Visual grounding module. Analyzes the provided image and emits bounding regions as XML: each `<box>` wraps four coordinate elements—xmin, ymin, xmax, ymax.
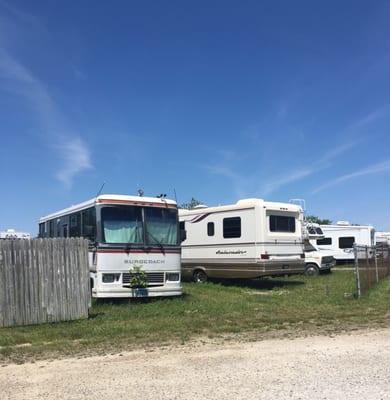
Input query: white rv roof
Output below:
<box><xmin>321</xmin><ymin>223</ymin><xmax>374</xmax><ymax>231</ymax></box>
<box><xmin>40</xmin><ymin>194</ymin><xmax>177</xmax><ymax>222</ymax></box>
<box><xmin>179</xmin><ymin>198</ymin><xmax>302</xmax><ymax>216</ymax></box>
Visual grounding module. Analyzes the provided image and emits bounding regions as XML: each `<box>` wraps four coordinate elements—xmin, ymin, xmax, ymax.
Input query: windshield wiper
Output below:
<box><xmin>146</xmin><ymin>230</ymin><xmax>165</xmax><ymax>254</ymax></box>
<box><xmin>125</xmin><ymin>225</ymin><xmax>141</xmax><ymax>251</ymax></box>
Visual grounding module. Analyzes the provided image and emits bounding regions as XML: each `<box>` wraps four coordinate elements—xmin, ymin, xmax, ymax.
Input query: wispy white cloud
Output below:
<box><xmin>259</xmin><ymin>139</ymin><xmax>359</xmax><ymax>196</ymax></box>
<box><xmin>0</xmin><ymin>48</ymin><xmax>92</xmax><ymax>187</ymax></box>
<box><xmin>205</xmin><ymin>138</ymin><xmax>359</xmax><ymax>198</ymax></box>
<box><xmin>261</xmin><ymin>167</ymin><xmax>316</xmax><ymax>196</ymax></box>
<box><xmin>312</xmin><ymin>160</ymin><xmax>390</xmax><ymax>194</ymax></box>
<box><xmin>347</xmin><ymin>104</ymin><xmax>390</xmax><ymax>130</ymax></box>
<box><xmin>55</xmin><ymin>138</ymin><xmax>92</xmax><ymax>188</ymax></box>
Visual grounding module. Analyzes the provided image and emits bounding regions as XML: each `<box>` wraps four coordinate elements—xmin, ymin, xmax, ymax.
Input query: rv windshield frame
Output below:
<box><xmin>99</xmin><ymin>204</ymin><xmax>179</xmax><ymax>246</ymax></box>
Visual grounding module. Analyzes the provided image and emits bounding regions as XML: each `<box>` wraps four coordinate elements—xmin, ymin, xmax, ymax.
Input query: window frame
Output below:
<box><xmin>339</xmin><ymin>236</ymin><xmax>355</xmax><ymax>249</ymax></box>
<box><xmin>269</xmin><ymin>215</ymin><xmax>296</xmax><ymax>233</ymax></box>
<box><xmin>316</xmin><ymin>237</ymin><xmax>332</xmax><ymax>246</ymax></box>
<box><xmin>223</xmin><ymin>217</ymin><xmax>241</xmax><ymax>239</ymax></box>
<box><xmin>207</xmin><ymin>222</ymin><xmax>215</xmax><ymax>237</ymax></box>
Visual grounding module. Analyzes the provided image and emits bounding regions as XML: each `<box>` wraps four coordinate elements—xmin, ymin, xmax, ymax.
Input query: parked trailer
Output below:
<box><xmin>376</xmin><ymin>231</ymin><xmax>390</xmax><ymax>245</ymax></box>
<box><xmin>39</xmin><ymin>194</ymin><xmax>182</xmax><ymax>298</ymax></box>
<box><xmin>310</xmin><ymin>221</ymin><xmax>375</xmax><ymax>264</ymax></box>
<box><xmin>0</xmin><ymin>229</ymin><xmax>31</xmax><ymax>239</ymax></box>
<box><xmin>179</xmin><ymin>199</ymin><xmax>306</xmax><ymax>282</ymax></box>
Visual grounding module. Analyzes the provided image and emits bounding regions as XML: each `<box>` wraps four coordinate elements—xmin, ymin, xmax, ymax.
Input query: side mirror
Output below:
<box><xmin>180</xmin><ymin>229</ymin><xmax>187</xmax><ymax>243</ymax></box>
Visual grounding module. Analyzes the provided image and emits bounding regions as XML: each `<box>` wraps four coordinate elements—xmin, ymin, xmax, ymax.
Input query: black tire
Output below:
<box><xmin>305</xmin><ymin>263</ymin><xmax>320</xmax><ymax>276</ymax></box>
<box><xmin>193</xmin><ymin>269</ymin><xmax>208</xmax><ymax>283</ymax></box>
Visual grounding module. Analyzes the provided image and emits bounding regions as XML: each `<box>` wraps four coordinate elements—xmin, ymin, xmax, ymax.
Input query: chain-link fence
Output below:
<box><xmin>354</xmin><ymin>243</ymin><xmax>390</xmax><ymax>297</ymax></box>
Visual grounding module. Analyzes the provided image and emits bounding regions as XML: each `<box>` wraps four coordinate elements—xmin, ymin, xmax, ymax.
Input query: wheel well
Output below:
<box><xmin>305</xmin><ymin>262</ymin><xmax>319</xmax><ymax>269</ymax></box>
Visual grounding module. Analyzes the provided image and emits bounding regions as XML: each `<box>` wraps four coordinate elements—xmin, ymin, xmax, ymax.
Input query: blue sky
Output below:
<box><xmin>1</xmin><ymin>0</ymin><xmax>390</xmax><ymax>235</ymax></box>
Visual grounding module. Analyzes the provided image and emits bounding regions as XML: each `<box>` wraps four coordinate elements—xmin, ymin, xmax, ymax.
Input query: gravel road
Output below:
<box><xmin>1</xmin><ymin>328</ymin><xmax>390</xmax><ymax>400</ymax></box>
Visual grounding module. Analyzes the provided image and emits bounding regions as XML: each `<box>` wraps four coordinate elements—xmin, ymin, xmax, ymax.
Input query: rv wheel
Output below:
<box><xmin>193</xmin><ymin>269</ymin><xmax>208</xmax><ymax>283</ymax></box>
<box><xmin>305</xmin><ymin>263</ymin><xmax>319</xmax><ymax>276</ymax></box>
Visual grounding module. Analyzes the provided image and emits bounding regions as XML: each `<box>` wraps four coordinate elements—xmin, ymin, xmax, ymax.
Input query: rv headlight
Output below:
<box><xmin>102</xmin><ymin>273</ymin><xmax>120</xmax><ymax>283</ymax></box>
<box><xmin>166</xmin><ymin>273</ymin><xmax>180</xmax><ymax>282</ymax></box>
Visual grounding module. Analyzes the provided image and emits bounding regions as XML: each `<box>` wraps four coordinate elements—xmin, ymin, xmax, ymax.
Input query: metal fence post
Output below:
<box><xmin>374</xmin><ymin>246</ymin><xmax>379</xmax><ymax>283</ymax></box>
<box><xmin>354</xmin><ymin>244</ymin><xmax>361</xmax><ymax>298</ymax></box>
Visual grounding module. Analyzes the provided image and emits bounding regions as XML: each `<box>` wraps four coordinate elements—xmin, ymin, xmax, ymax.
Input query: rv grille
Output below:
<box><xmin>122</xmin><ymin>272</ymin><xmax>165</xmax><ymax>287</ymax></box>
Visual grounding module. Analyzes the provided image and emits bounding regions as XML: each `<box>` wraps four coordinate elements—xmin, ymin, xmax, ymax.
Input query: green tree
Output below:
<box><xmin>306</xmin><ymin>215</ymin><xmax>332</xmax><ymax>225</ymax></box>
<box><xmin>180</xmin><ymin>197</ymin><xmax>202</xmax><ymax>210</ymax></box>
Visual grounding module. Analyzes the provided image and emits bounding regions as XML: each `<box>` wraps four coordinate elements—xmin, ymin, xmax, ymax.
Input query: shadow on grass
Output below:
<box><xmin>209</xmin><ymin>277</ymin><xmax>305</xmax><ymax>290</ymax></box>
<box><xmin>91</xmin><ymin>293</ymin><xmax>189</xmax><ymax>307</ymax></box>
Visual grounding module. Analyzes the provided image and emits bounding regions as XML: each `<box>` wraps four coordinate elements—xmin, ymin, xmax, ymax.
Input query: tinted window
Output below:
<box><xmin>39</xmin><ymin>223</ymin><xmax>45</xmax><ymax>238</ymax></box>
<box><xmin>223</xmin><ymin>217</ymin><xmax>241</xmax><ymax>238</ymax></box>
<box><xmin>317</xmin><ymin>237</ymin><xmax>332</xmax><ymax>245</ymax></box>
<box><xmin>339</xmin><ymin>236</ymin><xmax>355</xmax><ymax>249</ymax></box>
<box><xmin>70</xmin><ymin>213</ymin><xmax>81</xmax><ymax>237</ymax></box>
<box><xmin>207</xmin><ymin>222</ymin><xmax>214</xmax><ymax>236</ymax></box>
<box><xmin>179</xmin><ymin>221</ymin><xmax>185</xmax><ymax>231</ymax></box>
<box><xmin>82</xmin><ymin>207</ymin><xmax>96</xmax><ymax>241</ymax></box>
<box><xmin>49</xmin><ymin>220</ymin><xmax>55</xmax><ymax>237</ymax></box>
<box><xmin>269</xmin><ymin>215</ymin><xmax>296</xmax><ymax>232</ymax></box>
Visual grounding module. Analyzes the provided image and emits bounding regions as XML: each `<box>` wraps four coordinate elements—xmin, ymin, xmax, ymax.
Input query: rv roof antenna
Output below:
<box><xmin>95</xmin><ymin>182</ymin><xmax>105</xmax><ymax>199</ymax></box>
<box><xmin>173</xmin><ymin>188</ymin><xmax>178</xmax><ymax>204</ymax></box>
<box><xmin>137</xmin><ymin>189</ymin><xmax>144</xmax><ymax>197</ymax></box>
<box><xmin>289</xmin><ymin>198</ymin><xmax>306</xmax><ymax>212</ymax></box>
<box><xmin>157</xmin><ymin>194</ymin><xmax>167</xmax><ymax>199</ymax></box>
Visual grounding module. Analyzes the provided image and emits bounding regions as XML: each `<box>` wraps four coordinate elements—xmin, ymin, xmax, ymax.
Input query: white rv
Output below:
<box><xmin>303</xmin><ymin>223</ymin><xmax>335</xmax><ymax>275</ymax></box>
<box><xmin>376</xmin><ymin>231</ymin><xmax>390</xmax><ymax>245</ymax></box>
<box><xmin>0</xmin><ymin>229</ymin><xmax>31</xmax><ymax>239</ymax></box>
<box><xmin>310</xmin><ymin>221</ymin><xmax>375</xmax><ymax>264</ymax></box>
<box><xmin>39</xmin><ymin>194</ymin><xmax>182</xmax><ymax>298</ymax></box>
<box><xmin>179</xmin><ymin>199</ymin><xmax>305</xmax><ymax>282</ymax></box>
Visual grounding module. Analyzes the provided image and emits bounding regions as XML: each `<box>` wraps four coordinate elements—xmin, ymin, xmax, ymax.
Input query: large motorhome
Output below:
<box><xmin>310</xmin><ymin>221</ymin><xmax>375</xmax><ymax>264</ymax></box>
<box><xmin>179</xmin><ymin>199</ymin><xmax>305</xmax><ymax>282</ymax></box>
<box><xmin>39</xmin><ymin>194</ymin><xmax>182</xmax><ymax>298</ymax></box>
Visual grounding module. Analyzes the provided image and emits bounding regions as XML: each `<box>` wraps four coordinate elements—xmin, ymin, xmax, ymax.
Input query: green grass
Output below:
<box><xmin>1</xmin><ymin>270</ymin><xmax>390</xmax><ymax>363</ymax></box>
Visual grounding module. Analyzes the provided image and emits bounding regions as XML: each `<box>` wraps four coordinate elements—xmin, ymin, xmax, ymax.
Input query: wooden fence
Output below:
<box><xmin>0</xmin><ymin>238</ymin><xmax>90</xmax><ymax>327</ymax></box>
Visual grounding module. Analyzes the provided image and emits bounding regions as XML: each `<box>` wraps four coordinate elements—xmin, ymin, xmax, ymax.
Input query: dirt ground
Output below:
<box><xmin>1</xmin><ymin>328</ymin><xmax>390</xmax><ymax>400</ymax></box>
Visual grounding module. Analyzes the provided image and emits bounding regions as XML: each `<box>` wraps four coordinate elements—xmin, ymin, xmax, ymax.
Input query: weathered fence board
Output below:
<box><xmin>0</xmin><ymin>238</ymin><xmax>90</xmax><ymax>327</ymax></box>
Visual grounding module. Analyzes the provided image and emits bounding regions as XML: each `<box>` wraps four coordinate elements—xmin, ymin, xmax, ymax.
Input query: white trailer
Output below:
<box><xmin>375</xmin><ymin>231</ymin><xmax>390</xmax><ymax>245</ymax></box>
<box><xmin>179</xmin><ymin>199</ymin><xmax>305</xmax><ymax>282</ymax></box>
<box><xmin>0</xmin><ymin>229</ymin><xmax>31</xmax><ymax>239</ymax></box>
<box><xmin>310</xmin><ymin>221</ymin><xmax>375</xmax><ymax>263</ymax></box>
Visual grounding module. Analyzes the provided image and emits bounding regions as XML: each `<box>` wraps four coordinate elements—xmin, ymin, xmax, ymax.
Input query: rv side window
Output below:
<box><xmin>339</xmin><ymin>236</ymin><xmax>355</xmax><ymax>249</ymax></box>
<box><xmin>49</xmin><ymin>220</ymin><xmax>55</xmax><ymax>237</ymax></box>
<box><xmin>70</xmin><ymin>212</ymin><xmax>82</xmax><ymax>237</ymax></box>
<box><xmin>39</xmin><ymin>223</ymin><xmax>45</xmax><ymax>238</ymax></box>
<box><xmin>82</xmin><ymin>207</ymin><xmax>96</xmax><ymax>241</ymax></box>
<box><xmin>207</xmin><ymin>222</ymin><xmax>215</xmax><ymax>236</ymax></box>
<box><xmin>317</xmin><ymin>237</ymin><xmax>332</xmax><ymax>245</ymax></box>
<box><xmin>223</xmin><ymin>217</ymin><xmax>241</xmax><ymax>238</ymax></box>
<box><xmin>269</xmin><ymin>215</ymin><xmax>296</xmax><ymax>233</ymax></box>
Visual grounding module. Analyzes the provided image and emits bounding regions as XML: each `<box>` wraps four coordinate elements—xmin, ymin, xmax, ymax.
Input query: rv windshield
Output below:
<box><xmin>144</xmin><ymin>208</ymin><xmax>178</xmax><ymax>245</ymax></box>
<box><xmin>101</xmin><ymin>206</ymin><xmax>144</xmax><ymax>244</ymax></box>
<box><xmin>101</xmin><ymin>205</ymin><xmax>178</xmax><ymax>245</ymax></box>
